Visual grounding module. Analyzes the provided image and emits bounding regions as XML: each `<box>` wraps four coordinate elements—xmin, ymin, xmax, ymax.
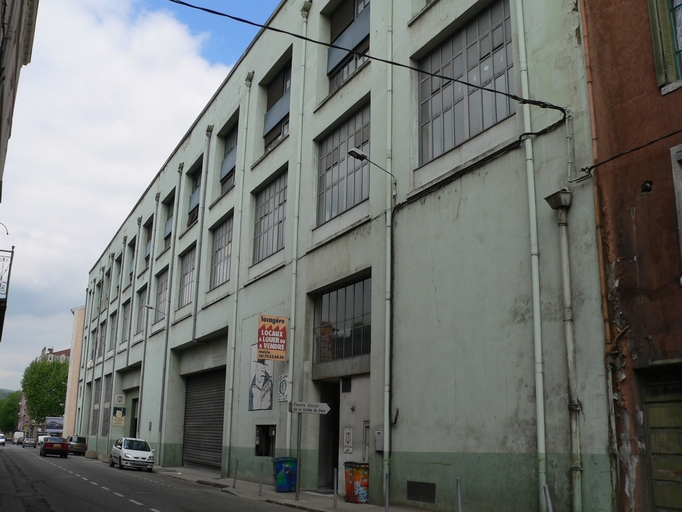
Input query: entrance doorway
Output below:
<box><xmin>129</xmin><ymin>398</ymin><xmax>138</xmax><ymax>438</ymax></box>
<box><xmin>317</xmin><ymin>381</ymin><xmax>340</xmax><ymax>489</ymax></box>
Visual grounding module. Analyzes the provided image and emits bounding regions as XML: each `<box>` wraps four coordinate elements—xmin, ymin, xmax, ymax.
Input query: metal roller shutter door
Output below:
<box><xmin>182</xmin><ymin>369</ymin><xmax>226</xmax><ymax>468</ymax></box>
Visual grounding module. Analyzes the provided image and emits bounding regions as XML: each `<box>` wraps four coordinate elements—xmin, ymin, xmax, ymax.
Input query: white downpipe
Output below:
<box><xmin>514</xmin><ymin>0</ymin><xmax>547</xmax><ymax>510</ymax></box>
<box><xmin>286</xmin><ymin>0</ymin><xmax>311</xmax><ymax>454</ymax></box>
<box><xmin>223</xmin><ymin>71</ymin><xmax>254</xmax><ymax>478</ymax></box>
<box><xmin>383</xmin><ymin>0</ymin><xmax>394</xmax><ymax>506</ymax></box>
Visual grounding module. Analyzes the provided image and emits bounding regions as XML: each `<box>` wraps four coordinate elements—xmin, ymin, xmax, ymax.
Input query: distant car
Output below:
<box><xmin>0</xmin><ymin>433</ymin><xmax>5</xmax><ymax>446</ymax></box>
<box><xmin>109</xmin><ymin>437</ymin><xmax>154</xmax><ymax>471</ymax></box>
<box><xmin>38</xmin><ymin>435</ymin><xmax>48</xmax><ymax>447</ymax></box>
<box><xmin>66</xmin><ymin>436</ymin><xmax>87</xmax><ymax>456</ymax></box>
<box><xmin>22</xmin><ymin>437</ymin><xmax>36</xmax><ymax>448</ymax></box>
<box><xmin>12</xmin><ymin>432</ymin><xmax>24</xmax><ymax>445</ymax></box>
<box><xmin>40</xmin><ymin>437</ymin><xmax>68</xmax><ymax>458</ymax></box>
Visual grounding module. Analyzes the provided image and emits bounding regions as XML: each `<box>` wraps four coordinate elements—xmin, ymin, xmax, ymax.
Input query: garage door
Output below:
<box><xmin>183</xmin><ymin>369</ymin><xmax>226</xmax><ymax>468</ymax></box>
<box><xmin>644</xmin><ymin>366</ymin><xmax>682</xmax><ymax>511</ymax></box>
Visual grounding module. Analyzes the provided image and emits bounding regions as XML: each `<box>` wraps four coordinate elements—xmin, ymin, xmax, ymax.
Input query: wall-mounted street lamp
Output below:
<box><xmin>348</xmin><ymin>148</ymin><xmax>397</xmax><ymax>201</ymax></box>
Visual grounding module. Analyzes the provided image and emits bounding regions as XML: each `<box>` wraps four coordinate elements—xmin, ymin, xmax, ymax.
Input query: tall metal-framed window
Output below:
<box><xmin>188</xmin><ymin>167</ymin><xmax>202</xmax><ymax>227</ymax></box>
<box><xmin>648</xmin><ymin>0</ymin><xmax>682</xmax><ymax>86</ymax></box>
<box><xmin>221</xmin><ymin>126</ymin><xmax>238</xmax><ymax>194</ymax></box>
<box><xmin>178</xmin><ymin>246</ymin><xmax>196</xmax><ymax>308</ymax></box>
<box><xmin>101</xmin><ymin>374</ymin><xmax>113</xmax><ymax>437</ymax></box>
<box><xmin>143</xmin><ymin>221</ymin><xmax>153</xmax><ymax>269</ymax></box>
<box><xmin>253</xmin><ymin>172</ymin><xmax>288</xmax><ymax>263</ymax></box>
<box><xmin>91</xmin><ymin>378</ymin><xmax>101</xmax><ymax>436</ymax></box>
<box><xmin>155</xmin><ymin>269</ymin><xmax>168</xmax><ymax>323</ymax></box>
<box><xmin>317</xmin><ymin>104</ymin><xmax>370</xmax><ymax>225</ymax></box>
<box><xmin>264</xmin><ymin>64</ymin><xmax>291</xmax><ymax>152</ymax></box>
<box><xmin>313</xmin><ymin>276</ymin><xmax>372</xmax><ymax>363</ymax></box>
<box><xmin>210</xmin><ymin>217</ymin><xmax>233</xmax><ymax>289</ymax></box>
<box><xmin>97</xmin><ymin>320</ymin><xmax>107</xmax><ymax>357</ymax></box>
<box><xmin>121</xmin><ymin>301</ymin><xmax>130</xmax><ymax>345</ymax></box>
<box><xmin>163</xmin><ymin>195</ymin><xmax>174</xmax><ymax>251</ymax></box>
<box><xmin>419</xmin><ymin>0</ymin><xmax>514</xmax><ymax>164</ymax></box>
<box><xmin>135</xmin><ymin>287</ymin><xmax>147</xmax><ymax>335</ymax></box>
<box><xmin>328</xmin><ymin>0</ymin><xmax>370</xmax><ymax>92</ymax></box>
<box><xmin>109</xmin><ymin>312</ymin><xmax>117</xmax><ymax>351</ymax></box>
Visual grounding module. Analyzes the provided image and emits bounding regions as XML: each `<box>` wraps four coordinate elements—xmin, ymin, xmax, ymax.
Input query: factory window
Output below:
<box><xmin>253</xmin><ymin>172</ymin><xmax>288</xmax><ymax>264</ymax></box>
<box><xmin>109</xmin><ymin>312</ymin><xmax>117</xmax><ymax>351</ymax></box>
<box><xmin>121</xmin><ymin>301</ymin><xmax>130</xmax><ymax>345</ymax></box>
<box><xmin>187</xmin><ymin>163</ymin><xmax>202</xmax><ymax>227</ymax></box>
<box><xmin>178</xmin><ymin>246</ymin><xmax>196</xmax><ymax>308</ymax></box>
<box><xmin>419</xmin><ymin>0</ymin><xmax>514</xmax><ymax>164</ymax></box>
<box><xmin>328</xmin><ymin>0</ymin><xmax>370</xmax><ymax>92</ymax></box>
<box><xmin>154</xmin><ymin>269</ymin><xmax>168</xmax><ymax>323</ymax></box>
<box><xmin>647</xmin><ymin>0</ymin><xmax>682</xmax><ymax>87</ymax></box>
<box><xmin>317</xmin><ymin>104</ymin><xmax>370</xmax><ymax>225</ymax></box>
<box><xmin>264</xmin><ymin>64</ymin><xmax>291</xmax><ymax>152</ymax></box>
<box><xmin>135</xmin><ymin>287</ymin><xmax>147</xmax><ymax>335</ymax></box>
<box><xmin>313</xmin><ymin>276</ymin><xmax>371</xmax><ymax>363</ymax></box>
<box><xmin>210</xmin><ymin>217</ymin><xmax>233</xmax><ymax>289</ymax></box>
<box><xmin>220</xmin><ymin>126</ymin><xmax>238</xmax><ymax>194</ymax></box>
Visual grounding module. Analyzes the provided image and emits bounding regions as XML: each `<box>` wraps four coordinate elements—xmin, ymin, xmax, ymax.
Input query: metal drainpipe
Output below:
<box><xmin>95</xmin><ymin>264</ymin><xmax>107</xmax><ymax>455</ymax></box>
<box><xmin>383</xmin><ymin>0</ymin><xmax>394</xmax><ymax>507</ymax></box>
<box><xmin>545</xmin><ymin>190</ymin><xmax>582</xmax><ymax>512</ymax></box>
<box><xmin>158</xmin><ymin>164</ymin><xmax>184</xmax><ymax>466</ymax></box>
<box><xmin>83</xmin><ymin>283</ymin><xmax>96</xmax><ymax>439</ymax></box>
<box><xmin>137</xmin><ymin>195</ymin><xmax>161</xmax><ymax>440</ymax></box>
<box><xmin>286</xmin><ymin>0</ymin><xmax>312</xmax><ymax>456</ymax></box>
<box><xmin>190</xmin><ymin>126</ymin><xmax>214</xmax><ymax>344</ymax></box>
<box><xmin>107</xmin><ymin>235</ymin><xmax>126</xmax><ymax>453</ymax></box>
<box><xmin>223</xmin><ymin>71</ymin><xmax>254</xmax><ymax>478</ymax></box>
<box><xmin>513</xmin><ymin>0</ymin><xmax>548</xmax><ymax>509</ymax></box>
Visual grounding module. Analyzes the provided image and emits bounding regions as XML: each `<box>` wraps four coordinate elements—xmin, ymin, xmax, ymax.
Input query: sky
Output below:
<box><xmin>0</xmin><ymin>0</ymin><xmax>281</xmax><ymax>391</ymax></box>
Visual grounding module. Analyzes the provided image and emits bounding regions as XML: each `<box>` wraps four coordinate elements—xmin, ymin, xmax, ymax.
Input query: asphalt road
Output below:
<box><xmin>0</xmin><ymin>444</ymin><xmax>282</xmax><ymax>512</ymax></box>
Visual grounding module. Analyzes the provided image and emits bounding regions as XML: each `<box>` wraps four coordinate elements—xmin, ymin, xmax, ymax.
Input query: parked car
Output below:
<box><xmin>22</xmin><ymin>437</ymin><xmax>36</xmax><ymax>448</ymax></box>
<box><xmin>0</xmin><ymin>433</ymin><xmax>5</xmax><ymax>446</ymax></box>
<box><xmin>109</xmin><ymin>437</ymin><xmax>154</xmax><ymax>471</ymax></box>
<box><xmin>66</xmin><ymin>436</ymin><xmax>87</xmax><ymax>456</ymax></box>
<box><xmin>40</xmin><ymin>437</ymin><xmax>68</xmax><ymax>458</ymax></box>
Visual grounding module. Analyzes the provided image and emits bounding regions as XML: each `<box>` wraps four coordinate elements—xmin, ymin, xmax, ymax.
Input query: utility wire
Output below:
<box><xmin>579</xmin><ymin>126</ymin><xmax>682</xmax><ymax>175</ymax></box>
<box><xmin>168</xmin><ymin>0</ymin><xmax>567</xmax><ymax>118</ymax></box>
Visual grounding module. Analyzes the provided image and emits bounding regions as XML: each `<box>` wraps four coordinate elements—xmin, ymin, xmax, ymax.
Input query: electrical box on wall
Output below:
<box><xmin>375</xmin><ymin>430</ymin><xmax>384</xmax><ymax>452</ymax></box>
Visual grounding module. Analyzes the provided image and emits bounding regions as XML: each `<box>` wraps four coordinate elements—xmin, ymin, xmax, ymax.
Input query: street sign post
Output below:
<box><xmin>290</xmin><ymin>401</ymin><xmax>330</xmax><ymax>501</ymax></box>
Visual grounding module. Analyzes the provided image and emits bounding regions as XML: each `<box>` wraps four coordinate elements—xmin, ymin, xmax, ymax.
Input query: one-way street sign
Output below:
<box><xmin>289</xmin><ymin>401</ymin><xmax>330</xmax><ymax>414</ymax></box>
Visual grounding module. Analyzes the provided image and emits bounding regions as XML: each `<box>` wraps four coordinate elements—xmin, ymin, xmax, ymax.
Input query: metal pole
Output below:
<box><xmin>295</xmin><ymin>412</ymin><xmax>302</xmax><ymax>501</ymax></box>
<box><xmin>233</xmin><ymin>458</ymin><xmax>239</xmax><ymax>488</ymax></box>
<box><xmin>334</xmin><ymin>467</ymin><xmax>338</xmax><ymax>509</ymax></box>
<box><xmin>457</xmin><ymin>477</ymin><xmax>462</xmax><ymax>512</ymax></box>
<box><xmin>259</xmin><ymin>461</ymin><xmax>263</xmax><ymax>496</ymax></box>
<box><xmin>544</xmin><ymin>485</ymin><xmax>554</xmax><ymax>512</ymax></box>
<box><xmin>385</xmin><ymin>470</ymin><xmax>389</xmax><ymax>511</ymax></box>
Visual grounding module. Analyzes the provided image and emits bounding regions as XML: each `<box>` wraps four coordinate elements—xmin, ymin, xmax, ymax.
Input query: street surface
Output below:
<box><xmin>0</xmin><ymin>444</ymin><xmax>282</xmax><ymax>512</ymax></box>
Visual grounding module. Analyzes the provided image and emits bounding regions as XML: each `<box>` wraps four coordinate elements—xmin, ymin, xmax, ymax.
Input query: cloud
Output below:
<box><xmin>0</xmin><ymin>0</ymin><xmax>230</xmax><ymax>389</ymax></box>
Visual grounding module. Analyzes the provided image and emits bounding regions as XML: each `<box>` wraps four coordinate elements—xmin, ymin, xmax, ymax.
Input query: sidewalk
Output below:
<box><xmin>155</xmin><ymin>465</ymin><xmax>424</xmax><ymax>512</ymax></box>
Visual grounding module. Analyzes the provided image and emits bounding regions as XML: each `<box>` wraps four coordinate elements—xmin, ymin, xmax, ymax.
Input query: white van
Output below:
<box><xmin>12</xmin><ymin>432</ymin><xmax>25</xmax><ymax>445</ymax></box>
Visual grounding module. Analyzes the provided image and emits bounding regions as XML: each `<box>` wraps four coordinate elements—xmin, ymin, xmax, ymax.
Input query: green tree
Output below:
<box><xmin>0</xmin><ymin>390</ymin><xmax>21</xmax><ymax>433</ymax></box>
<box><xmin>21</xmin><ymin>359</ymin><xmax>69</xmax><ymax>425</ymax></box>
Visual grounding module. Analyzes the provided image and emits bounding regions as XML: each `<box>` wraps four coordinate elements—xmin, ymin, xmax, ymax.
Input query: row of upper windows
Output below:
<box><xmin>89</xmin><ymin>0</ymin><xmax>516</xmax><ymax>323</ymax></box>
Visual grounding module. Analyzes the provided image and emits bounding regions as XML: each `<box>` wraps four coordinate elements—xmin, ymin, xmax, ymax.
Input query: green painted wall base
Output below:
<box><xmin>388</xmin><ymin>451</ymin><xmax>613</xmax><ymax>512</ymax></box>
<box><xmin>160</xmin><ymin>443</ymin><xmax>183</xmax><ymax>467</ymax></box>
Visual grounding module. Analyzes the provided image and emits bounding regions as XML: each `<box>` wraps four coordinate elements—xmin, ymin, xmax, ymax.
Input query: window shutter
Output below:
<box><xmin>648</xmin><ymin>0</ymin><xmax>677</xmax><ymax>86</ymax></box>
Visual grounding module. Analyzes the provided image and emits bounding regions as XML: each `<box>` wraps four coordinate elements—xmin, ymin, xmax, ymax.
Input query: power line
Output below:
<box><xmin>167</xmin><ymin>0</ymin><xmax>567</xmax><ymax>117</ymax></box>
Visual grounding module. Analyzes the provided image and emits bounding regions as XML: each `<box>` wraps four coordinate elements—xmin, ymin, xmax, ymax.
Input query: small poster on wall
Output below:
<box><xmin>112</xmin><ymin>407</ymin><xmax>126</xmax><ymax>427</ymax></box>
<box><xmin>278</xmin><ymin>374</ymin><xmax>289</xmax><ymax>402</ymax></box>
<box><xmin>257</xmin><ymin>314</ymin><xmax>287</xmax><ymax>361</ymax></box>
<box><xmin>249</xmin><ymin>344</ymin><xmax>274</xmax><ymax>411</ymax></box>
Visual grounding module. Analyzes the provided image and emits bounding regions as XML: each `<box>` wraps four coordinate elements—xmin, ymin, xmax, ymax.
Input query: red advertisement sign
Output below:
<box><xmin>257</xmin><ymin>314</ymin><xmax>288</xmax><ymax>361</ymax></box>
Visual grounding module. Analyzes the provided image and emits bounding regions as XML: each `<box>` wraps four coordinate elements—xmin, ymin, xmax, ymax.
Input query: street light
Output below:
<box><xmin>347</xmin><ymin>148</ymin><xmax>396</xmax><ymax>200</ymax></box>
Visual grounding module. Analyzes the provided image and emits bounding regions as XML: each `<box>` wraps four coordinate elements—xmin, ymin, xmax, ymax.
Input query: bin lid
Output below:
<box><xmin>343</xmin><ymin>461</ymin><xmax>368</xmax><ymax>468</ymax></box>
<box><xmin>272</xmin><ymin>457</ymin><xmax>297</xmax><ymax>462</ymax></box>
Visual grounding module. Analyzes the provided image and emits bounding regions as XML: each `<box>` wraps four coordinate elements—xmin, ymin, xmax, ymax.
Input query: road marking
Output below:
<box><xmin>129</xmin><ymin>500</ymin><xmax>143</xmax><ymax>506</ymax></box>
<box><xmin>101</xmin><ymin>486</ymin><xmax>110</xmax><ymax>491</ymax></box>
<box><xmin>82</xmin><ymin>478</ymin><xmax>88</xmax><ymax>481</ymax></box>
<box><xmin>114</xmin><ymin>492</ymin><xmax>125</xmax><ymax>497</ymax></box>
<box><xmin>150</xmin><ymin>509</ymin><xmax>161</xmax><ymax>512</ymax></box>
<box><xmin>90</xmin><ymin>482</ymin><xmax>98</xmax><ymax>485</ymax></box>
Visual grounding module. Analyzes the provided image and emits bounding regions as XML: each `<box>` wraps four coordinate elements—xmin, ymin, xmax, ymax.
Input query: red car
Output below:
<box><xmin>40</xmin><ymin>437</ymin><xmax>69</xmax><ymax>458</ymax></box>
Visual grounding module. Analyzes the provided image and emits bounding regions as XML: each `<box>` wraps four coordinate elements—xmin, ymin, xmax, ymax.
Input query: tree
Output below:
<box><xmin>21</xmin><ymin>359</ymin><xmax>68</xmax><ymax>425</ymax></box>
<box><xmin>0</xmin><ymin>390</ymin><xmax>21</xmax><ymax>433</ymax></box>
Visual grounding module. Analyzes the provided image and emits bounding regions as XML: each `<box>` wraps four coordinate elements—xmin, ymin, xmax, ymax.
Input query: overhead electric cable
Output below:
<box><xmin>168</xmin><ymin>0</ymin><xmax>567</xmax><ymax>118</ymax></box>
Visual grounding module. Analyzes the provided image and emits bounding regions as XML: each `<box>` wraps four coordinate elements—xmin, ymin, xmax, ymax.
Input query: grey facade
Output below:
<box><xmin>75</xmin><ymin>0</ymin><xmax>614</xmax><ymax>510</ymax></box>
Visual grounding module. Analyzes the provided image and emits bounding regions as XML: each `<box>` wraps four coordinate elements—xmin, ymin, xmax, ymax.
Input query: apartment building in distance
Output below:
<box><xmin>75</xmin><ymin>0</ymin><xmax>615</xmax><ymax>510</ymax></box>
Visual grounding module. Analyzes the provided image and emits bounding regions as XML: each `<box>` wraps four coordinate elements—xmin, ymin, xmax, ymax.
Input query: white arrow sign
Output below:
<box><xmin>290</xmin><ymin>401</ymin><xmax>331</xmax><ymax>414</ymax></box>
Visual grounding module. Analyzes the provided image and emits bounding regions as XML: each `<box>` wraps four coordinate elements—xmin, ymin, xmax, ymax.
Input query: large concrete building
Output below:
<box><xmin>75</xmin><ymin>0</ymin><xmax>617</xmax><ymax>510</ymax></box>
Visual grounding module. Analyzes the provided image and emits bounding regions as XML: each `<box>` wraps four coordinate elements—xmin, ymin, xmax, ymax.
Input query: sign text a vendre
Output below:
<box><xmin>257</xmin><ymin>314</ymin><xmax>288</xmax><ymax>361</ymax></box>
